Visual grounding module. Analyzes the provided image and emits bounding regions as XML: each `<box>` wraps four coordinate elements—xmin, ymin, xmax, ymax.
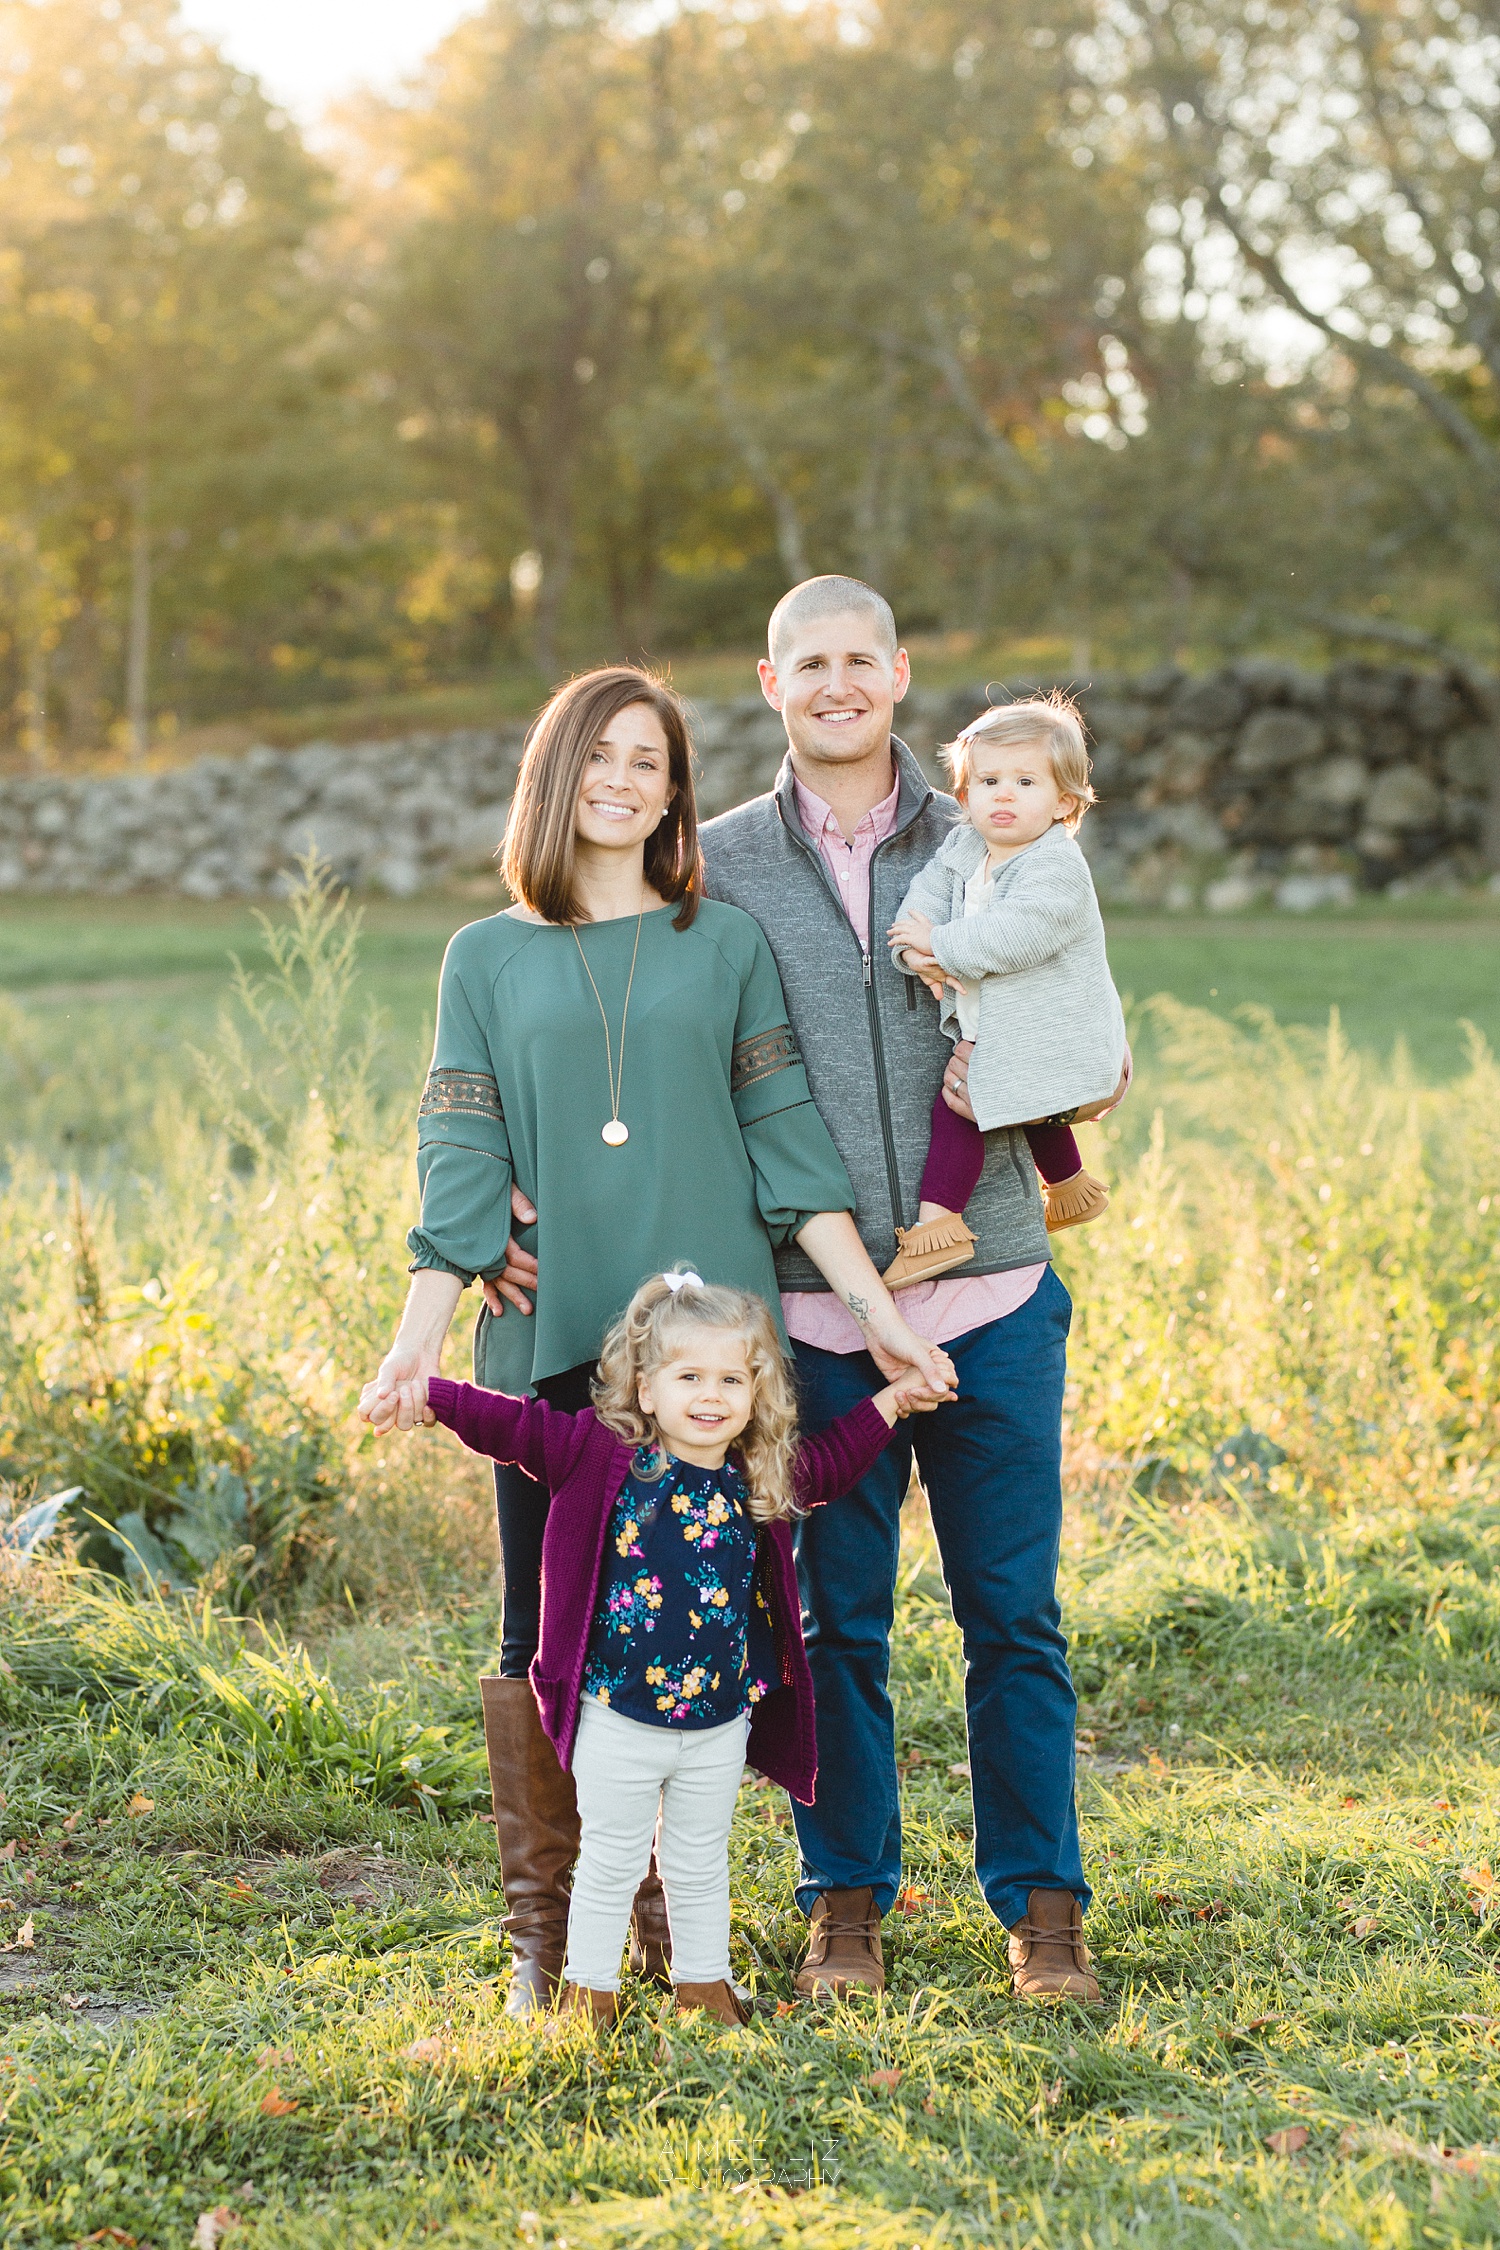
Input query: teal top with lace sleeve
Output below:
<box><xmin>406</xmin><ymin>900</ymin><xmax>854</xmax><ymax>1389</ymax></box>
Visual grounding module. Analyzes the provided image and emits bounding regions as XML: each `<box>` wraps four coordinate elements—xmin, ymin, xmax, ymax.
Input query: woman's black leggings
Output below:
<box><xmin>493</xmin><ymin>1361</ymin><xmax>597</xmax><ymax>1677</ymax></box>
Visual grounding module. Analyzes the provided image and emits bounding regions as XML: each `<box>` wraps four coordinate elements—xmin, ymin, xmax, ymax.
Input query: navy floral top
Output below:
<box><xmin>581</xmin><ymin>1448</ymin><xmax>778</xmax><ymax>1730</ymax></box>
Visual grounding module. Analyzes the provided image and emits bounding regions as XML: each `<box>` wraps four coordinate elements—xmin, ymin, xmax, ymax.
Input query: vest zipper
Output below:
<box><xmin>775</xmin><ymin>763</ymin><xmax>930</xmax><ymax>1246</ymax></box>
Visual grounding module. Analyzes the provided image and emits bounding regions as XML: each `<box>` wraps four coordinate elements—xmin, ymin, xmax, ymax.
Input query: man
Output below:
<box><xmin>698</xmin><ymin>575</ymin><xmax>1100</xmax><ymax>2002</ymax></box>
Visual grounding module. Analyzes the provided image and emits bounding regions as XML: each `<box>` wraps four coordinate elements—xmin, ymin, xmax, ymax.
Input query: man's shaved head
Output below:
<box><xmin>767</xmin><ymin>575</ymin><xmax>898</xmax><ymax>669</ymax></box>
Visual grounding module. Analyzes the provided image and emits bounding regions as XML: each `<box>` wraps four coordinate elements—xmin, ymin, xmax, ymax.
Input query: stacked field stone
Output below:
<box><xmin>1</xmin><ymin>661</ymin><xmax>1494</xmax><ymax>905</ymax></box>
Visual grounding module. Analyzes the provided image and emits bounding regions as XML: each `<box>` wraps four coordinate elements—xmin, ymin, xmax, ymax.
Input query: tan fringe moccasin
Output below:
<box><xmin>882</xmin><ymin>1215</ymin><xmax>977</xmax><ymax>1287</ymax></box>
<box><xmin>1041</xmin><ymin>1169</ymin><xmax>1110</xmax><ymax>1233</ymax></box>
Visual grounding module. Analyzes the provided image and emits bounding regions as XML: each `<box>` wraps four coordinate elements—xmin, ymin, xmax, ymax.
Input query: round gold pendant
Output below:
<box><xmin>602</xmin><ymin>1119</ymin><xmax>629</xmax><ymax>1146</ymax></box>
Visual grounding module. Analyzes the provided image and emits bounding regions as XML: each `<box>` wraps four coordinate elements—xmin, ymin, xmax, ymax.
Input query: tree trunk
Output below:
<box><xmin>126</xmin><ymin>463</ymin><xmax>151</xmax><ymax>762</ymax></box>
<box><xmin>22</xmin><ymin>617</ymin><xmax>47</xmax><ymax>769</ymax></box>
<box><xmin>706</xmin><ymin>327</ymin><xmax>810</xmax><ymax>585</ymax></box>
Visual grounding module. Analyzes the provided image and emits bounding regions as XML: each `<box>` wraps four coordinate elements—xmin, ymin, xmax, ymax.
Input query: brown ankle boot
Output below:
<box><xmin>479</xmin><ymin>1675</ymin><xmax>580</xmax><ymax>2020</ymax></box>
<box><xmin>670</xmin><ymin>1979</ymin><xmax>752</xmax><ymax>2026</ymax></box>
<box><xmin>553</xmin><ymin>1982</ymin><xmax>619</xmax><ymax>2027</ymax></box>
<box><xmin>1007</xmin><ymin>1889</ymin><xmax>1101</xmax><ymax>2002</ymax></box>
<box><xmin>1041</xmin><ymin>1169</ymin><xmax>1110</xmax><ymax>1233</ymax></box>
<box><xmin>629</xmin><ymin>1855</ymin><xmax>673</xmax><ymax>1986</ymax></box>
<box><xmin>793</xmin><ymin>1886</ymin><xmax>885</xmax><ymax>1998</ymax></box>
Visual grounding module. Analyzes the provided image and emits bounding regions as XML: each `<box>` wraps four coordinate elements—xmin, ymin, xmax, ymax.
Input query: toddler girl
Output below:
<box><xmin>885</xmin><ymin>692</ymin><xmax>1127</xmax><ymax>1286</ymax></box>
<box><xmin>414</xmin><ymin>1269</ymin><xmax>936</xmax><ymax>2025</ymax></box>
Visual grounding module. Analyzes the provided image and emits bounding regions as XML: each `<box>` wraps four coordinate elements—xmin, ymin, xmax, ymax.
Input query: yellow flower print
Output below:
<box><xmin>747</xmin><ymin>1682</ymin><xmax>763</xmax><ymax>1702</ymax></box>
<box><xmin>710</xmin><ymin>1588</ymin><xmax>729</xmax><ymax>1607</ymax></box>
<box><xmin>656</xmin><ymin>1693</ymin><xmax>674</xmax><ymax>1711</ymax></box>
<box><xmin>706</xmin><ymin>1496</ymin><xmax>729</xmax><ymax>1525</ymax></box>
<box><xmin>682</xmin><ymin>1522</ymin><xmax>703</xmax><ymax>1543</ymax></box>
<box><xmin>671</xmin><ymin>1494</ymin><xmax>692</xmax><ymax>1515</ymax></box>
<box><xmin>689</xmin><ymin>1610</ymin><xmax>703</xmax><ymax>1630</ymax></box>
<box><xmin>646</xmin><ymin>1663</ymin><xmax>666</xmax><ymax>1686</ymax></box>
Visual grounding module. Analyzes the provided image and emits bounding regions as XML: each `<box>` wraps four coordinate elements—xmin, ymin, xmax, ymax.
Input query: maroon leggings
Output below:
<box><xmin>920</xmin><ymin>1089</ymin><xmax>1082</xmax><ymax>1214</ymax></box>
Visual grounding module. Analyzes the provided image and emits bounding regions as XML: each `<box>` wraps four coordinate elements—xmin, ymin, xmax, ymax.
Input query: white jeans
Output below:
<box><xmin>565</xmin><ymin>1700</ymin><xmax>749</xmax><ymax>1992</ymax></box>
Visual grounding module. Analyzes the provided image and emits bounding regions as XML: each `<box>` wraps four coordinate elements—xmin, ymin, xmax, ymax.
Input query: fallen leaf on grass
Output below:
<box><xmin>259</xmin><ymin>2086</ymin><xmax>298</xmax><ymax>2116</ymax></box>
<box><xmin>774</xmin><ymin>2000</ymin><xmax>797</xmax><ymax>2017</ymax></box>
<box><xmin>74</xmin><ymin>2231</ymin><xmax>136</xmax><ymax>2246</ymax></box>
<box><xmin>1340</xmin><ymin>1796</ymin><xmax>1359</xmax><ymax>1808</ymax></box>
<box><xmin>193</xmin><ymin>2211</ymin><xmax>240</xmax><ymax>2250</ymax></box>
<box><xmin>1029</xmin><ymin>2077</ymin><xmax>1063</xmax><ymax>2121</ymax></box>
<box><xmin>1461</xmin><ymin>1863</ymin><xmax>1495</xmax><ymax>1915</ymax></box>
<box><xmin>1</xmin><ymin>1917</ymin><xmax>34</xmax><ymax>1952</ymax></box>
<box><xmin>402</xmin><ymin>2036</ymin><xmax>446</xmax><ymax>2064</ymax></box>
<box><xmin>1266</xmin><ymin>2126</ymin><xmax>1310</xmax><ymax>2156</ymax></box>
<box><xmin>1194</xmin><ymin>1899</ymin><xmax>1228</xmax><ymax>1921</ymax></box>
<box><xmin>1228</xmin><ymin>2015</ymin><xmax>1285</xmax><ymax>2037</ymax></box>
<box><xmin>125</xmin><ymin>1794</ymin><xmax>154</xmax><ymax>1817</ymax></box>
<box><xmin>947</xmin><ymin>1762</ymin><xmax>970</xmax><ymax>1780</ymax></box>
<box><xmin>1151</xmin><ymin>1891</ymin><xmax>1182</xmax><ymax>1909</ymax></box>
<box><xmin>895</xmin><ymin>1886</ymin><xmax>929</xmax><ymax>1916</ymax></box>
<box><xmin>1352</xmin><ymin>1915</ymin><xmax>1378</xmax><ymax>1939</ymax></box>
<box><xmin>255</xmin><ymin>2046</ymin><xmax>293</xmax><ymax>2070</ymax></box>
<box><xmin>922</xmin><ymin>2096</ymin><xmax>937</xmax><ymax>2115</ymax></box>
<box><xmin>0</xmin><ymin>1841</ymin><xmax>14</xmax><ymax>1860</ymax></box>
<box><xmin>62</xmin><ymin>1813</ymin><xmax>80</xmax><ymax>1833</ymax></box>
<box><xmin>63</xmin><ymin>1993</ymin><xmax>87</xmax><ymax>2011</ymax></box>
<box><xmin>1455</xmin><ymin>2015</ymin><xmax>1497</xmax><ymax>2030</ymax></box>
<box><xmin>868</xmin><ymin>2068</ymin><xmax>902</xmax><ymax>2092</ymax></box>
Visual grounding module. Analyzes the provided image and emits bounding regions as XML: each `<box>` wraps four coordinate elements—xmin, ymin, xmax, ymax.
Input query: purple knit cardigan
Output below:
<box><xmin>426</xmin><ymin>1377</ymin><xmax>894</xmax><ymax>1805</ymax></box>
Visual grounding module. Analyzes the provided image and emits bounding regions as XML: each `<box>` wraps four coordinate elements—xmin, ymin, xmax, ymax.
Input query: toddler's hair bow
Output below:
<box><xmin>663</xmin><ymin>1269</ymin><xmax>705</xmax><ymax>1293</ymax></box>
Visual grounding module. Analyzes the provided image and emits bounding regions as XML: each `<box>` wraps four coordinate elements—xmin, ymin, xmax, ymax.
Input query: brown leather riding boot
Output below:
<box><xmin>629</xmin><ymin>1855</ymin><xmax>673</xmax><ymax>1987</ymax></box>
<box><xmin>793</xmin><ymin>1886</ymin><xmax>885</xmax><ymax>1999</ymax></box>
<box><xmin>671</xmin><ymin>1979</ymin><xmax>752</xmax><ymax>2026</ymax></box>
<box><xmin>1007</xmin><ymin>1888</ymin><xmax>1101</xmax><ymax>2002</ymax></box>
<box><xmin>480</xmin><ymin>1675</ymin><xmax>580</xmax><ymax>2020</ymax></box>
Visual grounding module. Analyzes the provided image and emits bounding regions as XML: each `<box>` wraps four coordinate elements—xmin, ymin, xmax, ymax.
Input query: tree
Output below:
<box><xmin>0</xmin><ymin>0</ymin><xmax>332</xmax><ymax>752</ymax></box>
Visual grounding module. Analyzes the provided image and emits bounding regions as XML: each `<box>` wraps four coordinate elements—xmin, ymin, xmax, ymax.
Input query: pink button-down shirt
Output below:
<box><xmin>781</xmin><ymin>767</ymin><xmax>1045</xmax><ymax>1355</ymax></box>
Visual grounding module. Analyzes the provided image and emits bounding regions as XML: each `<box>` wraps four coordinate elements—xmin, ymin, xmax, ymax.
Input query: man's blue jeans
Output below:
<box><xmin>790</xmin><ymin>1266</ymin><xmax>1087</xmax><ymax>1932</ymax></box>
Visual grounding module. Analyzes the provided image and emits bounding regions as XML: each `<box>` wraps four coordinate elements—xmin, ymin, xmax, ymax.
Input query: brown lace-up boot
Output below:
<box><xmin>670</xmin><ymin>1979</ymin><xmax>752</xmax><ymax>2025</ymax></box>
<box><xmin>629</xmin><ymin>1856</ymin><xmax>673</xmax><ymax>1986</ymax></box>
<box><xmin>793</xmin><ymin>1886</ymin><xmax>885</xmax><ymax>1999</ymax></box>
<box><xmin>480</xmin><ymin>1675</ymin><xmax>580</xmax><ymax>2020</ymax></box>
<box><xmin>1007</xmin><ymin>1889</ymin><xmax>1101</xmax><ymax>2002</ymax></box>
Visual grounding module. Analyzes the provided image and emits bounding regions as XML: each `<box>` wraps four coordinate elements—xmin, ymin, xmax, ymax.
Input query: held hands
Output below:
<box><xmin>874</xmin><ymin>1373</ymin><xmax>955</xmax><ymax>1425</ymax></box>
<box><xmin>859</xmin><ymin>1299</ymin><xmax>958</xmax><ymax>1400</ymax></box>
<box><xmin>358</xmin><ymin>1353</ymin><xmax>434</xmax><ymax>1436</ymax></box>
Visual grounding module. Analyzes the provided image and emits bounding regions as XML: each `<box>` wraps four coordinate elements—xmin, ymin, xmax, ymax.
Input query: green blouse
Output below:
<box><xmin>407</xmin><ymin>900</ymin><xmax>854</xmax><ymax>1390</ymax></box>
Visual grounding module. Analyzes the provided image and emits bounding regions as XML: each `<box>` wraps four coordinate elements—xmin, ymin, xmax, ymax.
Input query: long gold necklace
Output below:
<box><xmin>572</xmin><ymin>904</ymin><xmax>645</xmax><ymax>1147</ymax></box>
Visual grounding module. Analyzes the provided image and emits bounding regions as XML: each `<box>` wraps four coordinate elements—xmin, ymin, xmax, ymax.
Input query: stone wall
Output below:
<box><xmin>2</xmin><ymin>659</ymin><xmax>1496</xmax><ymax>907</ymax></box>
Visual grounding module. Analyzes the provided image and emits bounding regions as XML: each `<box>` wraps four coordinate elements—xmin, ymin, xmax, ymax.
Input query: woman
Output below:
<box><xmin>360</xmin><ymin>666</ymin><xmax>954</xmax><ymax>2017</ymax></box>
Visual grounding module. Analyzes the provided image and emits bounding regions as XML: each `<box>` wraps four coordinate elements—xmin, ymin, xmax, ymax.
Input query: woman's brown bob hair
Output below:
<box><xmin>501</xmin><ymin>667</ymin><xmax>702</xmax><ymax>929</ymax></box>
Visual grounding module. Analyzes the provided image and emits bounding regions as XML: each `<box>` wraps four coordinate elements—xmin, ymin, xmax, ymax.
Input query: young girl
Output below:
<box><xmin>885</xmin><ymin>693</ymin><xmax>1128</xmax><ymax>1286</ymax></box>
<box><xmin>413</xmin><ymin>1270</ymin><xmax>937</xmax><ymax>2026</ymax></box>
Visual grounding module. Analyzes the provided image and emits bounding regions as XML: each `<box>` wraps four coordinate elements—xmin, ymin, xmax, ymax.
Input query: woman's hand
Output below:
<box><xmin>358</xmin><ymin>1268</ymin><xmax>463</xmax><ymax>1434</ymax></box>
<box><xmin>359</xmin><ymin>1356</ymin><xmax>434</xmax><ymax>1435</ymax></box>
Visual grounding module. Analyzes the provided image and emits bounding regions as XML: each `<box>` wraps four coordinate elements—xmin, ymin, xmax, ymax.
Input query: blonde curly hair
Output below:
<box><xmin>591</xmin><ymin>1271</ymin><xmax>801</xmax><ymax>1524</ymax></box>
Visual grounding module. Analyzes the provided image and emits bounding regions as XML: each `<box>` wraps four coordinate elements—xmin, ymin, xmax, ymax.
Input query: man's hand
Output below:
<box><xmin>482</xmin><ymin>1185</ymin><xmax>540</xmax><ymax>1317</ymax></box>
<box><xmin>939</xmin><ymin>1038</ymin><xmax>978</xmax><ymax>1122</ymax></box>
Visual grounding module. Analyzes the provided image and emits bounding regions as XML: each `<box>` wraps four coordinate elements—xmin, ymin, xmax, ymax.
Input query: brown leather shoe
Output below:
<box><xmin>1008</xmin><ymin>1889</ymin><xmax>1100</xmax><ymax>2002</ymax></box>
<box><xmin>629</xmin><ymin>1855</ymin><xmax>673</xmax><ymax>1987</ymax></box>
<box><xmin>794</xmin><ymin>1886</ymin><xmax>885</xmax><ymax>1998</ymax></box>
<box><xmin>553</xmin><ymin>1982</ymin><xmax>618</xmax><ymax>2027</ymax></box>
<box><xmin>670</xmin><ymin>1979</ymin><xmax>752</xmax><ymax>2025</ymax></box>
<box><xmin>882</xmin><ymin>1216</ymin><xmax>977</xmax><ymax>1287</ymax></box>
<box><xmin>480</xmin><ymin>1675</ymin><xmax>580</xmax><ymax>2020</ymax></box>
<box><xmin>1041</xmin><ymin>1169</ymin><xmax>1110</xmax><ymax>1233</ymax></box>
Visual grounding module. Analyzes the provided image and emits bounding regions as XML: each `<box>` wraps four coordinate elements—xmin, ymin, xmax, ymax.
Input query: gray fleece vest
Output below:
<box><xmin>699</xmin><ymin>739</ymin><xmax>1052</xmax><ymax>1290</ymax></box>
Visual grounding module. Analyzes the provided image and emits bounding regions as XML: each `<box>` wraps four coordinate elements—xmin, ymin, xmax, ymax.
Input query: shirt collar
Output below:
<box><xmin>792</xmin><ymin>763</ymin><xmax>901</xmax><ymax>848</ymax></box>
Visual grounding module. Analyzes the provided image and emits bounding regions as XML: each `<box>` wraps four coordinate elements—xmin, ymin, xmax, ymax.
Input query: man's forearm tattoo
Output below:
<box><xmin>847</xmin><ymin>1293</ymin><xmax>871</xmax><ymax>1326</ymax></box>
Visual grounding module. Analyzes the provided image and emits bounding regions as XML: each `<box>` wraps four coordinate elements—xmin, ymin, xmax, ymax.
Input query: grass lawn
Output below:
<box><xmin>3</xmin><ymin>882</ymin><xmax>1500</xmax><ymax>2246</ymax></box>
<box><xmin>5</xmin><ymin>1490</ymin><xmax>1500</xmax><ymax>2248</ymax></box>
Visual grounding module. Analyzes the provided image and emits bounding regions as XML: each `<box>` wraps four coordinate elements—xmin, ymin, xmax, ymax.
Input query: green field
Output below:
<box><xmin>3</xmin><ymin>884</ymin><xmax>1500</xmax><ymax>2248</ymax></box>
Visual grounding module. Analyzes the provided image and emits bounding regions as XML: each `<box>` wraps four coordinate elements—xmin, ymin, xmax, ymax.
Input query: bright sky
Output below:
<box><xmin>176</xmin><ymin>0</ymin><xmax>480</xmax><ymax>118</ymax></box>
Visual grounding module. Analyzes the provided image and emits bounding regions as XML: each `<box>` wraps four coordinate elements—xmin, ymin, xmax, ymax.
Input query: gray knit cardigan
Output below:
<box><xmin>892</xmin><ymin>819</ymin><xmax>1127</xmax><ymax>1134</ymax></box>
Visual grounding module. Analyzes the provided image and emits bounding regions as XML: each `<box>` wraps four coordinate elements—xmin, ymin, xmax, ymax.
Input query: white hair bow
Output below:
<box><xmin>663</xmin><ymin>1270</ymin><xmax>704</xmax><ymax>1293</ymax></box>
